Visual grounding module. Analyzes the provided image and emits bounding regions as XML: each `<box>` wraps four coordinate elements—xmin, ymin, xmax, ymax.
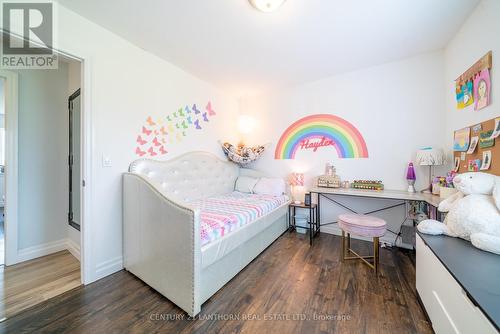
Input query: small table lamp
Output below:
<box><xmin>289</xmin><ymin>172</ymin><xmax>305</xmax><ymax>204</ymax></box>
<box><xmin>415</xmin><ymin>148</ymin><xmax>445</xmax><ymax>193</ymax></box>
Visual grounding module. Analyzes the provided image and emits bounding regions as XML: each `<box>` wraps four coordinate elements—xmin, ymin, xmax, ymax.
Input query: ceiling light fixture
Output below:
<box><xmin>249</xmin><ymin>0</ymin><xmax>286</xmax><ymax>13</ymax></box>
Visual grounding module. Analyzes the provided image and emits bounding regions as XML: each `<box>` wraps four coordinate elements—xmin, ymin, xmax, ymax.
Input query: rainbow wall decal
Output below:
<box><xmin>274</xmin><ymin>114</ymin><xmax>369</xmax><ymax>159</ymax></box>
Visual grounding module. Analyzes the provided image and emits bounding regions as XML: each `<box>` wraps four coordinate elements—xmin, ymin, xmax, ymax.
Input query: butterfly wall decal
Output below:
<box><xmin>136</xmin><ymin>135</ymin><xmax>147</xmax><ymax>145</ymax></box>
<box><xmin>135</xmin><ymin>147</ymin><xmax>146</xmax><ymax>156</ymax></box>
<box><xmin>206</xmin><ymin>102</ymin><xmax>216</xmax><ymax>116</ymax></box>
<box><xmin>142</xmin><ymin>126</ymin><xmax>152</xmax><ymax>136</ymax></box>
<box><xmin>152</xmin><ymin>137</ymin><xmax>161</xmax><ymax>146</ymax></box>
<box><xmin>194</xmin><ymin>119</ymin><xmax>202</xmax><ymax>130</ymax></box>
<box><xmin>135</xmin><ymin>101</ymin><xmax>216</xmax><ymax>157</ymax></box>
<box><xmin>147</xmin><ymin>147</ymin><xmax>157</xmax><ymax>156</ymax></box>
<box><xmin>193</xmin><ymin>104</ymin><xmax>201</xmax><ymax>114</ymax></box>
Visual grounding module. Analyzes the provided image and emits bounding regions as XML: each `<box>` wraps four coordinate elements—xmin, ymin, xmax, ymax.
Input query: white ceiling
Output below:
<box><xmin>58</xmin><ymin>0</ymin><xmax>479</xmax><ymax>97</ymax></box>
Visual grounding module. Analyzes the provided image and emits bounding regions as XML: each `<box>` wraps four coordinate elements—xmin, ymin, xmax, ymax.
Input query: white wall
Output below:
<box><xmin>240</xmin><ymin>51</ymin><xmax>447</xmax><ymax>246</ymax></box>
<box><xmin>242</xmin><ymin>51</ymin><xmax>447</xmax><ymax>191</ymax></box>
<box><xmin>16</xmin><ymin>63</ymin><xmax>69</xmax><ymax>251</ymax></box>
<box><xmin>444</xmin><ymin>0</ymin><xmax>500</xmax><ymax>146</ymax></box>
<box><xmin>50</xmin><ymin>4</ymin><xmax>238</xmax><ymax>282</ymax></box>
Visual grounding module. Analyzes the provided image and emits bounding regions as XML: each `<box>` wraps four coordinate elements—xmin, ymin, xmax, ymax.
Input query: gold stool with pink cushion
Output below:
<box><xmin>338</xmin><ymin>213</ymin><xmax>387</xmax><ymax>273</ymax></box>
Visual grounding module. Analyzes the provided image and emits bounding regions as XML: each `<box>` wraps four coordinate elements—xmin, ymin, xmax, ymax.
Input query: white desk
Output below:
<box><xmin>307</xmin><ymin>187</ymin><xmax>444</xmax><ymax>246</ymax></box>
<box><xmin>309</xmin><ymin>187</ymin><xmax>443</xmax><ymax>207</ymax></box>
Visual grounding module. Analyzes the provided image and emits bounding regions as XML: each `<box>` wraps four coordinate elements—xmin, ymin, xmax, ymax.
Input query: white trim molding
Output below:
<box><xmin>0</xmin><ymin>70</ymin><xmax>19</xmax><ymax>266</ymax></box>
<box><xmin>66</xmin><ymin>238</ymin><xmax>81</xmax><ymax>261</ymax></box>
<box><xmin>79</xmin><ymin>56</ymin><xmax>94</xmax><ymax>284</ymax></box>
<box><xmin>16</xmin><ymin>238</ymin><xmax>81</xmax><ymax>263</ymax></box>
<box><xmin>95</xmin><ymin>256</ymin><xmax>123</xmax><ymax>280</ymax></box>
<box><xmin>17</xmin><ymin>239</ymin><xmax>68</xmax><ymax>263</ymax></box>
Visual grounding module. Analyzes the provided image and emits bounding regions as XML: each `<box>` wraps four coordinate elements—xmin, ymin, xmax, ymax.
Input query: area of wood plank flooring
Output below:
<box><xmin>1</xmin><ymin>233</ymin><xmax>432</xmax><ymax>333</ymax></box>
<box><xmin>0</xmin><ymin>250</ymin><xmax>81</xmax><ymax>320</ymax></box>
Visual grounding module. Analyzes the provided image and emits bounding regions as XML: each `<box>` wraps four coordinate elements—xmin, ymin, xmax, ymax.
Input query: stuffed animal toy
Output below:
<box><xmin>417</xmin><ymin>172</ymin><xmax>500</xmax><ymax>255</ymax></box>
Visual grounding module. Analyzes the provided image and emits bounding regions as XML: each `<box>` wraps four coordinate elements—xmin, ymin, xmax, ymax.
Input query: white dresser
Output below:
<box><xmin>416</xmin><ymin>234</ymin><xmax>499</xmax><ymax>334</ymax></box>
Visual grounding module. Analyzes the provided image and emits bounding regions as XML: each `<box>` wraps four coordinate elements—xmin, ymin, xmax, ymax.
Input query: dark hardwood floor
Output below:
<box><xmin>0</xmin><ymin>232</ymin><xmax>432</xmax><ymax>334</ymax></box>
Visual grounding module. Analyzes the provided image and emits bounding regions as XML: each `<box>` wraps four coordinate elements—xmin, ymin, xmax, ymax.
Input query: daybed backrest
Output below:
<box><xmin>129</xmin><ymin>151</ymin><xmax>239</xmax><ymax>202</ymax></box>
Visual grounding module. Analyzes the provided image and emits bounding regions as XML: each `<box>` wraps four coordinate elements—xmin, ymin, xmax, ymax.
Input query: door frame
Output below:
<box><xmin>0</xmin><ymin>33</ymin><xmax>93</xmax><ymax>284</ymax></box>
<box><xmin>0</xmin><ymin>70</ymin><xmax>19</xmax><ymax>266</ymax></box>
<box><xmin>59</xmin><ymin>51</ymin><xmax>94</xmax><ymax>285</ymax></box>
<box><xmin>68</xmin><ymin>88</ymin><xmax>81</xmax><ymax>232</ymax></box>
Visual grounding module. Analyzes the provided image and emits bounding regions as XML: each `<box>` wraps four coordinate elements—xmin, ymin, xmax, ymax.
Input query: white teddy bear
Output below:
<box><xmin>417</xmin><ymin>172</ymin><xmax>500</xmax><ymax>254</ymax></box>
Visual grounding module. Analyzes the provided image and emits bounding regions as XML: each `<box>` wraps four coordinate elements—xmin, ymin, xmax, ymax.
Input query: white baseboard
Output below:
<box><xmin>66</xmin><ymin>238</ymin><xmax>81</xmax><ymax>261</ymax></box>
<box><xmin>16</xmin><ymin>237</ymin><xmax>81</xmax><ymax>264</ymax></box>
<box><xmin>95</xmin><ymin>256</ymin><xmax>123</xmax><ymax>280</ymax></box>
<box><xmin>17</xmin><ymin>238</ymin><xmax>68</xmax><ymax>263</ymax></box>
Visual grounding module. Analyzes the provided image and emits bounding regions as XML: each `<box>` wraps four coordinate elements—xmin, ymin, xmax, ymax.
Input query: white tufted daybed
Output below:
<box><xmin>123</xmin><ymin>151</ymin><xmax>290</xmax><ymax>316</ymax></box>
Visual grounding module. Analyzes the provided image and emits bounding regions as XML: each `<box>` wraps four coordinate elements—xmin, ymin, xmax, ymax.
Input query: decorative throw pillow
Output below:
<box><xmin>253</xmin><ymin>177</ymin><xmax>286</xmax><ymax>196</ymax></box>
<box><xmin>235</xmin><ymin>176</ymin><xmax>259</xmax><ymax>193</ymax></box>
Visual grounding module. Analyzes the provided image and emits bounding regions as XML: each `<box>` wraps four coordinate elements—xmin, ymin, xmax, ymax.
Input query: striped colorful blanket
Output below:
<box><xmin>191</xmin><ymin>191</ymin><xmax>289</xmax><ymax>247</ymax></box>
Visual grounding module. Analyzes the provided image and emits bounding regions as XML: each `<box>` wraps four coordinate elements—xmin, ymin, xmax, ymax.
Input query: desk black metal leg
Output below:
<box><xmin>317</xmin><ymin>193</ymin><xmax>320</xmax><ymax>233</ymax></box>
<box><xmin>288</xmin><ymin>206</ymin><xmax>291</xmax><ymax>231</ymax></box>
<box><xmin>293</xmin><ymin>206</ymin><xmax>296</xmax><ymax>231</ymax></box>
<box><xmin>309</xmin><ymin>204</ymin><xmax>313</xmax><ymax>245</ymax></box>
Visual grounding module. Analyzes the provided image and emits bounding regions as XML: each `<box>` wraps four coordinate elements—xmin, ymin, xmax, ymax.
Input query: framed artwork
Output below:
<box><xmin>474</xmin><ymin>69</ymin><xmax>491</xmax><ymax>111</ymax></box>
<box><xmin>453</xmin><ymin>127</ymin><xmax>470</xmax><ymax>152</ymax></box>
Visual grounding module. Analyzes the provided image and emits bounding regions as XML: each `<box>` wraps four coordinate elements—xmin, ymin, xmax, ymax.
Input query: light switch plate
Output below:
<box><xmin>102</xmin><ymin>155</ymin><xmax>112</xmax><ymax>167</ymax></box>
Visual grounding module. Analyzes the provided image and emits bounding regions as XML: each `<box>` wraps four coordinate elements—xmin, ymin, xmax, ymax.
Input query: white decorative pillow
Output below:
<box><xmin>253</xmin><ymin>177</ymin><xmax>286</xmax><ymax>196</ymax></box>
<box><xmin>235</xmin><ymin>176</ymin><xmax>259</xmax><ymax>193</ymax></box>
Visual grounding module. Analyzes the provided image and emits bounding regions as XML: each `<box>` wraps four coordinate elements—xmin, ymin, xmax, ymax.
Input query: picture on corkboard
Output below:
<box><xmin>453</xmin><ymin>116</ymin><xmax>499</xmax><ymax>175</ymax></box>
<box><xmin>453</xmin><ymin>127</ymin><xmax>470</xmax><ymax>152</ymax></box>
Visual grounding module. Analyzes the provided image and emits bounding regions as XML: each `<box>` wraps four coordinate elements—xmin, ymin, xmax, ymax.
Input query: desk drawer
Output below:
<box><xmin>416</xmin><ymin>235</ymin><xmax>497</xmax><ymax>334</ymax></box>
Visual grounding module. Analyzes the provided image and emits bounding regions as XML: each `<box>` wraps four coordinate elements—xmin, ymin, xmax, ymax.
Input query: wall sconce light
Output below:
<box><xmin>238</xmin><ymin>115</ymin><xmax>257</xmax><ymax>134</ymax></box>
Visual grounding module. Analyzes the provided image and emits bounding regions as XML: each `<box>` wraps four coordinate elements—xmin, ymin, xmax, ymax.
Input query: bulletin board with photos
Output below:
<box><xmin>453</xmin><ymin>116</ymin><xmax>500</xmax><ymax>175</ymax></box>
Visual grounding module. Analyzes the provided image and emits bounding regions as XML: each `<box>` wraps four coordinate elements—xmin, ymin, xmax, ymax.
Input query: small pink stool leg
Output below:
<box><xmin>338</xmin><ymin>214</ymin><xmax>386</xmax><ymax>274</ymax></box>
